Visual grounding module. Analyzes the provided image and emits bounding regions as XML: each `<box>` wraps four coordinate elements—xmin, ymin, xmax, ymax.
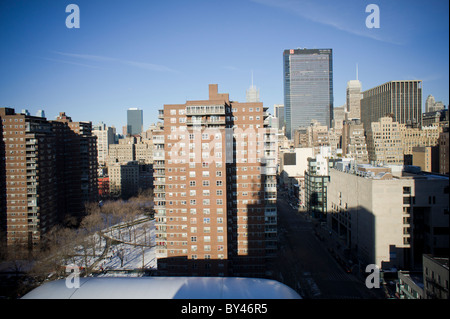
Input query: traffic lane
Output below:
<box><xmin>276</xmin><ymin>197</ymin><xmax>372</xmax><ymax>299</ymax></box>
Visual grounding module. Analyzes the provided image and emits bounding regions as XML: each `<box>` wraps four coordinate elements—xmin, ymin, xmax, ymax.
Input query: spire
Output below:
<box><xmin>356</xmin><ymin>63</ymin><xmax>359</xmax><ymax>81</ymax></box>
<box><xmin>246</xmin><ymin>70</ymin><xmax>259</xmax><ymax>102</ymax></box>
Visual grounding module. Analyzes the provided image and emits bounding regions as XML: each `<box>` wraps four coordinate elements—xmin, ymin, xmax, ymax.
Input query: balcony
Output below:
<box><xmin>154</xmin><ymin>178</ymin><xmax>165</xmax><ymax>186</ymax></box>
<box><xmin>186</xmin><ymin>105</ymin><xmax>225</xmax><ymax>115</ymax></box>
<box><xmin>153</xmin><ymin>162</ymin><xmax>165</xmax><ymax>169</ymax></box>
<box><xmin>158</xmin><ymin>109</ymin><xmax>164</xmax><ymax>120</ymax></box>
<box><xmin>186</xmin><ymin>117</ymin><xmax>226</xmax><ymax>126</ymax></box>
<box><xmin>153</xmin><ymin>170</ymin><xmax>165</xmax><ymax>177</ymax></box>
<box><xmin>264</xmin><ymin>186</ymin><xmax>277</xmax><ymax>192</ymax></box>
<box><xmin>153</xmin><ymin>152</ymin><xmax>165</xmax><ymax>160</ymax></box>
<box><xmin>261</xmin><ymin>167</ymin><xmax>276</xmax><ymax>175</ymax></box>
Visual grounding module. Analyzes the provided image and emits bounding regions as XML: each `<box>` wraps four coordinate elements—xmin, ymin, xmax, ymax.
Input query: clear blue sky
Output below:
<box><xmin>1</xmin><ymin>0</ymin><xmax>448</xmax><ymax>131</ymax></box>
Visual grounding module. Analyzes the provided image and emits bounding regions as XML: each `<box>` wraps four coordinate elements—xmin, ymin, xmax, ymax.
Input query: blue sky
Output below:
<box><xmin>0</xmin><ymin>0</ymin><xmax>448</xmax><ymax>131</ymax></box>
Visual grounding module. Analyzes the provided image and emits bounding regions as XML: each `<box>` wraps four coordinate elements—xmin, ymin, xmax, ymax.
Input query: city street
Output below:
<box><xmin>272</xmin><ymin>192</ymin><xmax>384</xmax><ymax>299</ymax></box>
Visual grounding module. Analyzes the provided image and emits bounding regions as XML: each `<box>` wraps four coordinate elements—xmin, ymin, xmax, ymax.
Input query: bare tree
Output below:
<box><xmin>80</xmin><ymin>211</ymin><xmax>103</xmax><ymax>258</ymax></box>
<box><xmin>117</xmin><ymin>247</ymin><xmax>125</xmax><ymax>268</ymax></box>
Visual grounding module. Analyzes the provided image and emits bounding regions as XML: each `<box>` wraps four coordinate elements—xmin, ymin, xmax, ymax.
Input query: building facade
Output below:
<box><xmin>304</xmin><ymin>152</ymin><xmax>341</xmax><ymax>220</ymax></box>
<box><xmin>423</xmin><ymin>254</ymin><xmax>449</xmax><ymax>299</ymax></box>
<box><xmin>327</xmin><ymin>163</ymin><xmax>449</xmax><ymax>270</ymax></box>
<box><xmin>439</xmin><ymin>128</ymin><xmax>449</xmax><ymax>175</ymax></box>
<box><xmin>366</xmin><ymin>117</ymin><xmax>442</xmax><ymax>166</ymax></box>
<box><xmin>1</xmin><ymin>108</ymin><xmax>98</xmax><ymax>248</ymax></box>
<box><xmin>412</xmin><ymin>146</ymin><xmax>439</xmax><ymax>173</ymax></box>
<box><xmin>283</xmin><ymin>48</ymin><xmax>333</xmax><ymax>139</ymax></box>
<box><xmin>109</xmin><ymin>161</ymin><xmax>140</xmax><ymax>199</ymax></box>
<box><xmin>127</xmin><ymin>108</ymin><xmax>143</xmax><ymax>136</ymax></box>
<box><xmin>52</xmin><ymin>112</ymin><xmax>98</xmax><ymax>221</ymax></box>
<box><xmin>425</xmin><ymin>94</ymin><xmax>446</xmax><ymax>113</ymax></box>
<box><xmin>274</xmin><ymin>104</ymin><xmax>285</xmax><ymax>131</ymax></box>
<box><xmin>1</xmin><ymin>108</ymin><xmax>57</xmax><ymax>248</ymax></box>
<box><xmin>154</xmin><ymin>84</ymin><xmax>277</xmax><ymax>277</ymax></box>
<box><xmin>346</xmin><ymin>80</ymin><xmax>362</xmax><ymax>120</ymax></box>
<box><xmin>93</xmin><ymin>122</ymin><xmax>116</xmax><ymax>166</ymax></box>
<box><xmin>360</xmin><ymin>80</ymin><xmax>422</xmax><ymax>132</ymax></box>
<box><xmin>342</xmin><ymin>120</ymin><xmax>368</xmax><ymax>163</ymax></box>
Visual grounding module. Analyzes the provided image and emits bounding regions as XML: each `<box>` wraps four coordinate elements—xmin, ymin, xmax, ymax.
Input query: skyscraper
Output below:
<box><xmin>346</xmin><ymin>79</ymin><xmax>362</xmax><ymax>120</ymax></box>
<box><xmin>283</xmin><ymin>48</ymin><xmax>333</xmax><ymax>139</ymax></box>
<box><xmin>246</xmin><ymin>72</ymin><xmax>260</xmax><ymax>103</ymax></box>
<box><xmin>274</xmin><ymin>104</ymin><xmax>285</xmax><ymax>130</ymax></box>
<box><xmin>426</xmin><ymin>94</ymin><xmax>436</xmax><ymax>113</ymax></box>
<box><xmin>127</xmin><ymin>108</ymin><xmax>143</xmax><ymax>135</ymax></box>
<box><xmin>425</xmin><ymin>94</ymin><xmax>445</xmax><ymax>113</ymax></box>
<box><xmin>360</xmin><ymin>80</ymin><xmax>423</xmax><ymax>132</ymax></box>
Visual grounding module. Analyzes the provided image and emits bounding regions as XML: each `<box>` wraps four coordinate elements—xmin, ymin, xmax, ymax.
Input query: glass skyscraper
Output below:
<box><xmin>283</xmin><ymin>48</ymin><xmax>333</xmax><ymax>139</ymax></box>
<box><xmin>127</xmin><ymin>108</ymin><xmax>143</xmax><ymax>135</ymax></box>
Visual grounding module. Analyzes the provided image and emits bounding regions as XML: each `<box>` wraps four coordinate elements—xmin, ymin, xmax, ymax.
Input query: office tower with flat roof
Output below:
<box><xmin>283</xmin><ymin>48</ymin><xmax>333</xmax><ymax>139</ymax></box>
<box><xmin>360</xmin><ymin>80</ymin><xmax>422</xmax><ymax>132</ymax></box>
<box><xmin>127</xmin><ymin>108</ymin><xmax>143</xmax><ymax>136</ymax></box>
<box><xmin>154</xmin><ymin>84</ymin><xmax>277</xmax><ymax>277</ymax></box>
<box><xmin>274</xmin><ymin>104</ymin><xmax>285</xmax><ymax>130</ymax></box>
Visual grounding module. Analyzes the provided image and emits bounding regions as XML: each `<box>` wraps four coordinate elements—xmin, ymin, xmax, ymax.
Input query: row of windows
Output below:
<box><xmin>168</xmin><ymin>190</ymin><xmax>224</xmax><ymax>197</ymax></box>
<box><xmin>166</xmin><ymin>199</ymin><xmax>225</xmax><ymax>206</ymax></box>
<box><xmin>2</xmin><ymin>118</ymin><xmax>24</xmax><ymax>122</ymax></box>
<box><xmin>163</xmin><ymin>182</ymin><xmax>266</xmax><ymax>190</ymax></box>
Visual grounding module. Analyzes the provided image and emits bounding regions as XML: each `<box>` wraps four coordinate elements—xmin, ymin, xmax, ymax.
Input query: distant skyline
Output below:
<box><xmin>0</xmin><ymin>0</ymin><xmax>448</xmax><ymax>131</ymax></box>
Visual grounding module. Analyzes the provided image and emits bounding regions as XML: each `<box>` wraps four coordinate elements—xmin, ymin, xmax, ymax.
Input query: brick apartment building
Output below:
<box><xmin>154</xmin><ymin>84</ymin><xmax>277</xmax><ymax>277</ymax></box>
<box><xmin>0</xmin><ymin>107</ymin><xmax>98</xmax><ymax>249</ymax></box>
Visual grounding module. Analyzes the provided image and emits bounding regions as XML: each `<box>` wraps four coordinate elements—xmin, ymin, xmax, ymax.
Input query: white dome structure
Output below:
<box><xmin>22</xmin><ymin>276</ymin><xmax>301</xmax><ymax>299</ymax></box>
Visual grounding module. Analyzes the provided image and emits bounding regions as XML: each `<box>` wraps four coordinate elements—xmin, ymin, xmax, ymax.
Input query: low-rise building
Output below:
<box><xmin>396</xmin><ymin>271</ymin><xmax>424</xmax><ymax>299</ymax></box>
<box><xmin>423</xmin><ymin>254</ymin><xmax>449</xmax><ymax>299</ymax></box>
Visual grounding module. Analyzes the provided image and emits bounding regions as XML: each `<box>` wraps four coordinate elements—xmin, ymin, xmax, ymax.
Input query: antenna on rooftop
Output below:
<box><xmin>356</xmin><ymin>63</ymin><xmax>359</xmax><ymax>81</ymax></box>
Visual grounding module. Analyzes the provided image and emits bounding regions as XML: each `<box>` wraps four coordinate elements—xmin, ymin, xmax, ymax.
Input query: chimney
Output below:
<box><xmin>209</xmin><ymin>84</ymin><xmax>218</xmax><ymax>99</ymax></box>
